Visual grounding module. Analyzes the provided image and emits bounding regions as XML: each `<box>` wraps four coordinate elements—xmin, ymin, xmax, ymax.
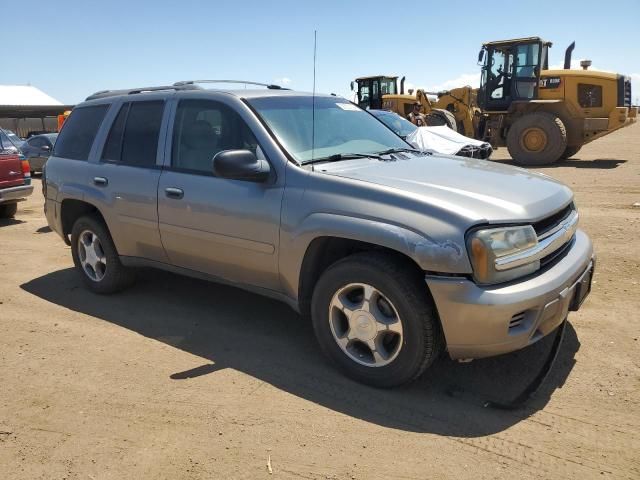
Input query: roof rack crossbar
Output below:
<box><xmin>173</xmin><ymin>79</ymin><xmax>288</xmax><ymax>90</ymax></box>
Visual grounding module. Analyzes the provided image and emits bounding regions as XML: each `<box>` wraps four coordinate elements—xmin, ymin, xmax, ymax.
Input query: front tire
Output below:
<box><xmin>311</xmin><ymin>252</ymin><xmax>442</xmax><ymax>388</ymax></box>
<box><xmin>70</xmin><ymin>215</ymin><xmax>134</xmax><ymax>294</ymax></box>
<box><xmin>506</xmin><ymin>112</ymin><xmax>567</xmax><ymax>166</ymax></box>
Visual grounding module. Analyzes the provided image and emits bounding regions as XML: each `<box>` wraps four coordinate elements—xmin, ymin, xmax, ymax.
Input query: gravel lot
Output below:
<box><xmin>1</xmin><ymin>123</ymin><xmax>638</xmax><ymax>479</ymax></box>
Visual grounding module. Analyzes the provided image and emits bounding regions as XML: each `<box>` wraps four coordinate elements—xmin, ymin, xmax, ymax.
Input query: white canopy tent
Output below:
<box><xmin>0</xmin><ymin>85</ymin><xmax>63</xmax><ymax>106</ymax></box>
<box><xmin>0</xmin><ymin>85</ymin><xmax>73</xmax><ymax>137</ymax></box>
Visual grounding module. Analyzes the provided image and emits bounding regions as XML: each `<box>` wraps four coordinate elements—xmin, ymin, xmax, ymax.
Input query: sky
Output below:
<box><xmin>3</xmin><ymin>0</ymin><xmax>640</xmax><ymax>105</ymax></box>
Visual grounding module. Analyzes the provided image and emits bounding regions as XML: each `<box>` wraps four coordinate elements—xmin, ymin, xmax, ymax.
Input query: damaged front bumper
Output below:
<box><xmin>426</xmin><ymin>229</ymin><xmax>594</xmax><ymax>360</ymax></box>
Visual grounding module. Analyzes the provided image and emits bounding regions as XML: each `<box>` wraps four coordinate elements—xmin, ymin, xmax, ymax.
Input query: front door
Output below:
<box><xmin>157</xmin><ymin>97</ymin><xmax>283</xmax><ymax>291</ymax></box>
<box><xmin>482</xmin><ymin>47</ymin><xmax>513</xmax><ymax>111</ymax></box>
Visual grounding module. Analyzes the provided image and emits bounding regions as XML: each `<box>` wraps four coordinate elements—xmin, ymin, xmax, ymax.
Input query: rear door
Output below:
<box><xmin>86</xmin><ymin>98</ymin><xmax>169</xmax><ymax>262</ymax></box>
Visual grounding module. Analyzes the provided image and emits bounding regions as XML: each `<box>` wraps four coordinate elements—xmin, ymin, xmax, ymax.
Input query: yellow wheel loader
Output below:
<box><xmin>351</xmin><ymin>76</ymin><xmax>464</xmax><ymax>132</ymax></box>
<box><xmin>476</xmin><ymin>37</ymin><xmax>637</xmax><ymax>165</ymax></box>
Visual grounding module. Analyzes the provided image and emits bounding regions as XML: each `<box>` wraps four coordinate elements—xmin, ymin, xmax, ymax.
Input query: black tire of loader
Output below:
<box><xmin>506</xmin><ymin>112</ymin><xmax>567</xmax><ymax>166</ymax></box>
<box><xmin>561</xmin><ymin>145</ymin><xmax>582</xmax><ymax>159</ymax></box>
<box><xmin>425</xmin><ymin>109</ymin><xmax>457</xmax><ymax>130</ymax></box>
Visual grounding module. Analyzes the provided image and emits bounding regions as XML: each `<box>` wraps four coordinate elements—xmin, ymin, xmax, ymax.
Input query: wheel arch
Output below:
<box><xmin>298</xmin><ymin>236</ymin><xmax>430</xmax><ymax>319</ymax></box>
<box><xmin>291</xmin><ymin>214</ymin><xmax>467</xmax><ymax>318</ymax></box>
<box><xmin>60</xmin><ymin>198</ymin><xmax>108</xmax><ymax>241</ymax></box>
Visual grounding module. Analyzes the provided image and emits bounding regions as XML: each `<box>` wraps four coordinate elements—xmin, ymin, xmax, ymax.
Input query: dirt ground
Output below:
<box><xmin>1</xmin><ymin>123</ymin><xmax>639</xmax><ymax>480</ymax></box>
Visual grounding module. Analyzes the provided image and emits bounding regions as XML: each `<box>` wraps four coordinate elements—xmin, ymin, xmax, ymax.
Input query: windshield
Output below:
<box><xmin>248</xmin><ymin>96</ymin><xmax>411</xmax><ymax>163</ymax></box>
<box><xmin>373</xmin><ymin>111</ymin><xmax>417</xmax><ymax>138</ymax></box>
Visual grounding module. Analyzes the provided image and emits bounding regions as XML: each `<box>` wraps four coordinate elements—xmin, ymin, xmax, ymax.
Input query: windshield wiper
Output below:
<box><xmin>303</xmin><ymin>152</ymin><xmax>383</xmax><ymax>165</ymax></box>
<box><xmin>375</xmin><ymin>147</ymin><xmax>430</xmax><ymax>156</ymax></box>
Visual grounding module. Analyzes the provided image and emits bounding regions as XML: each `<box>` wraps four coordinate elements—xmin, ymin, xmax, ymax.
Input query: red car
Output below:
<box><xmin>0</xmin><ymin>153</ymin><xmax>33</xmax><ymax>218</ymax></box>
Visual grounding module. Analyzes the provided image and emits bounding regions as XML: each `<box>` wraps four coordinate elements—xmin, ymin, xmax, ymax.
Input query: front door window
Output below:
<box><xmin>171</xmin><ymin>99</ymin><xmax>260</xmax><ymax>174</ymax></box>
<box><xmin>489</xmin><ymin>50</ymin><xmax>507</xmax><ymax>100</ymax></box>
<box><xmin>358</xmin><ymin>82</ymin><xmax>370</xmax><ymax>109</ymax></box>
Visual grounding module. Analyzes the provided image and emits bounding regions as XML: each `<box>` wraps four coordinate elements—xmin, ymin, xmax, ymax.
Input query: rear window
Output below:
<box><xmin>101</xmin><ymin>101</ymin><xmax>164</xmax><ymax>167</ymax></box>
<box><xmin>53</xmin><ymin>105</ymin><xmax>109</xmax><ymax>160</ymax></box>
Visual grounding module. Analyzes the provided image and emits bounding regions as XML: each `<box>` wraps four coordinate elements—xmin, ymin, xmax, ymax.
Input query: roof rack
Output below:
<box><xmin>173</xmin><ymin>79</ymin><xmax>288</xmax><ymax>90</ymax></box>
<box><xmin>85</xmin><ymin>84</ymin><xmax>201</xmax><ymax>101</ymax></box>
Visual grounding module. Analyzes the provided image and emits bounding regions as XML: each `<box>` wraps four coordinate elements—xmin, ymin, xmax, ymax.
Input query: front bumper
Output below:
<box><xmin>0</xmin><ymin>184</ymin><xmax>33</xmax><ymax>203</ymax></box>
<box><xmin>426</xmin><ymin>229</ymin><xmax>594</xmax><ymax>360</ymax></box>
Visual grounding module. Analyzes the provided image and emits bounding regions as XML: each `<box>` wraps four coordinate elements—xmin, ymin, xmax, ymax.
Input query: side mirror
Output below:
<box><xmin>477</xmin><ymin>49</ymin><xmax>485</xmax><ymax>65</ymax></box>
<box><xmin>212</xmin><ymin>149</ymin><xmax>270</xmax><ymax>182</ymax></box>
<box><xmin>350</xmin><ymin>81</ymin><xmax>354</xmax><ymax>91</ymax></box>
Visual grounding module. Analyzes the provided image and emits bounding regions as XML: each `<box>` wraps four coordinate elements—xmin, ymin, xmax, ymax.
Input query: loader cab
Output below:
<box><xmin>352</xmin><ymin>76</ymin><xmax>400</xmax><ymax>110</ymax></box>
<box><xmin>478</xmin><ymin>37</ymin><xmax>551</xmax><ymax>111</ymax></box>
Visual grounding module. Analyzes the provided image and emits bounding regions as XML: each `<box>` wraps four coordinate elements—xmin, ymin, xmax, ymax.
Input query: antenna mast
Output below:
<box><xmin>311</xmin><ymin>30</ymin><xmax>317</xmax><ymax>163</ymax></box>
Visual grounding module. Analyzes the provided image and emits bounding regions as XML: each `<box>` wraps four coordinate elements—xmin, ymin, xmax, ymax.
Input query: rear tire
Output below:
<box><xmin>311</xmin><ymin>252</ymin><xmax>443</xmax><ymax>388</ymax></box>
<box><xmin>561</xmin><ymin>145</ymin><xmax>581</xmax><ymax>159</ymax></box>
<box><xmin>70</xmin><ymin>214</ymin><xmax>135</xmax><ymax>294</ymax></box>
<box><xmin>425</xmin><ymin>109</ymin><xmax>457</xmax><ymax>130</ymax></box>
<box><xmin>0</xmin><ymin>203</ymin><xmax>18</xmax><ymax>218</ymax></box>
<box><xmin>506</xmin><ymin>112</ymin><xmax>567</xmax><ymax>166</ymax></box>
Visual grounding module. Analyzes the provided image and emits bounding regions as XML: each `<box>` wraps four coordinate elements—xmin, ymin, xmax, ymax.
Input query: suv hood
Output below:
<box><xmin>317</xmin><ymin>154</ymin><xmax>573</xmax><ymax>223</ymax></box>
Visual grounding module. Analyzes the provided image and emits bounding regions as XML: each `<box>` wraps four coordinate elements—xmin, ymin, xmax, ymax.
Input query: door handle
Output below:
<box><xmin>93</xmin><ymin>176</ymin><xmax>108</xmax><ymax>186</ymax></box>
<box><xmin>165</xmin><ymin>187</ymin><xmax>184</xmax><ymax>199</ymax></box>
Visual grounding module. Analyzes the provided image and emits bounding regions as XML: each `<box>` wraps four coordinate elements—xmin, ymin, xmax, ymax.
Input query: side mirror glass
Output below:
<box><xmin>212</xmin><ymin>149</ymin><xmax>270</xmax><ymax>182</ymax></box>
<box><xmin>350</xmin><ymin>81</ymin><xmax>355</xmax><ymax>91</ymax></box>
<box><xmin>477</xmin><ymin>49</ymin><xmax>485</xmax><ymax>65</ymax></box>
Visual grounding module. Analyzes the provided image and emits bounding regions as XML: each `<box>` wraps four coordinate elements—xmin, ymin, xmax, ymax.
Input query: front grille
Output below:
<box><xmin>532</xmin><ymin>203</ymin><xmax>574</xmax><ymax>236</ymax></box>
<box><xmin>532</xmin><ymin>203</ymin><xmax>577</xmax><ymax>270</ymax></box>
<box><xmin>540</xmin><ymin>236</ymin><xmax>574</xmax><ymax>269</ymax></box>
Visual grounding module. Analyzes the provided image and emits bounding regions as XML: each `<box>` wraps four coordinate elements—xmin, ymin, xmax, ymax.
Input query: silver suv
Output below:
<box><xmin>44</xmin><ymin>82</ymin><xmax>594</xmax><ymax>387</ymax></box>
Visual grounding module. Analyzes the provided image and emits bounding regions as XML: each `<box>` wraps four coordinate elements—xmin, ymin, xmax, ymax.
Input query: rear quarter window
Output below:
<box><xmin>53</xmin><ymin>105</ymin><xmax>109</xmax><ymax>160</ymax></box>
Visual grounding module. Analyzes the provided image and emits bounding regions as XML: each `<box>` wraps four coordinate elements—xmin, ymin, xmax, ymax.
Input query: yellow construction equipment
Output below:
<box><xmin>353</xmin><ymin>37</ymin><xmax>637</xmax><ymax>165</ymax></box>
<box><xmin>351</xmin><ymin>76</ymin><xmax>469</xmax><ymax>133</ymax></box>
<box><xmin>476</xmin><ymin>37</ymin><xmax>637</xmax><ymax>164</ymax></box>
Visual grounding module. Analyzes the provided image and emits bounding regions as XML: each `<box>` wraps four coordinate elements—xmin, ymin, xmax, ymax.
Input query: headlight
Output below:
<box><xmin>467</xmin><ymin>225</ymin><xmax>539</xmax><ymax>284</ymax></box>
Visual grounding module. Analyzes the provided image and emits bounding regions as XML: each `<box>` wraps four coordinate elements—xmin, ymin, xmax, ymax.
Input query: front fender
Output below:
<box><xmin>279</xmin><ymin>212</ymin><xmax>470</xmax><ymax>301</ymax></box>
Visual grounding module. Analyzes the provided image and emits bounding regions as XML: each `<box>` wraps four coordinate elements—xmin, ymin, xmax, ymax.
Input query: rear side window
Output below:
<box><xmin>53</xmin><ymin>105</ymin><xmax>108</xmax><ymax>160</ymax></box>
<box><xmin>101</xmin><ymin>101</ymin><xmax>164</xmax><ymax>167</ymax></box>
<box><xmin>101</xmin><ymin>104</ymin><xmax>128</xmax><ymax>161</ymax></box>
